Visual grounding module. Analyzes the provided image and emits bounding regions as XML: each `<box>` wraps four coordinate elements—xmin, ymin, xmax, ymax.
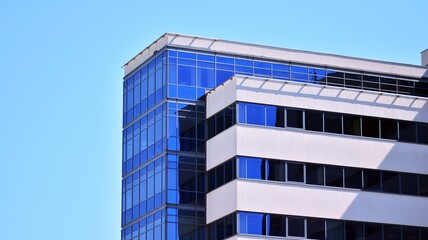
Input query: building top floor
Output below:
<box><xmin>123</xmin><ymin>33</ymin><xmax>428</xmax><ymax>79</ymax></box>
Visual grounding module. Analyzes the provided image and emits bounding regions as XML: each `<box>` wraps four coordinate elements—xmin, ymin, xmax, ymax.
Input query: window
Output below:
<box><xmin>266</xmin><ymin>106</ymin><xmax>285</xmax><ymax>127</ymax></box>
<box><xmin>287</xmin><ymin>163</ymin><xmax>304</xmax><ymax>182</ymax></box>
<box><xmin>417</xmin><ymin>123</ymin><xmax>428</xmax><ymax>144</ymax></box>
<box><xmin>246</xmin><ymin>104</ymin><xmax>265</xmax><ymax>125</ymax></box>
<box><xmin>267</xmin><ymin>160</ymin><xmax>285</xmax><ymax>182</ymax></box>
<box><xmin>399</xmin><ymin>121</ymin><xmax>417</xmax><ymax>143</ymax></box>
<box><xmin>287</xmin><ymin>109</ymin><xmax>303</xmax><ymax>128</ymax></box>
<box><xmin>365</xmin><ymin>223</ymin><xmax>382</xmax><ymax>240</ymax></box>
<box><xmin>288</xmin><ymin>217</ymin><xmax>305</xmax><ymax>237</ymax></box>
<box><xmin>383</xmin><ymin>225</ymin><xmax>401</xmax><ymax>240</ymax></box>
<box><xmin>364</xmin><ymin>170</ymin><xmax>381</xmax><ymax>191</ymax></box>
<box><xmin>343</xmin><ymin>115</ymin><xmax>361</xmax><ymax>136</ymax></box>
<box><xmin>306</xmin><ymin>164</ymin><xmax>324</xmax><ymax>185</ymax></box>
<box><xmin>402</xmin><ymin>227</ymin><xmax>420</xmax><ymax>240</ymax></box>
<box><xmin>345</xmin><ymin>168</ymin><xmax>362</xmax><ymax>189</ymax></box>
<box><xmin>306</xmin><ymin>110</ymin><xmax>323</xmax><ymax>132</ymax></box>
<box><xmin>401</xmin><ymin>173</ymin><xmax>418</xmax><ymax>195</ymax></box>
<box><xmin>381</xmin><ymin>119</ymin><xmax>398</xmax><ymax>140</ymax></box>
<box><xmin>324</xmin><ymin>112</ymin><xmax>342</xmax><ymax>134</ymax></box>
<box><xmin>325</xmin><ymin>166</ymin><xmax>343</xmax><ymax>187</ymax></box>
<box><xmin>247</xmin><ymin>213</ymin><xmax>265</xmax><ymax>235</ymax></box>
<box><xmin>362</xmin><ymin>117</ymin><xmax>379</xmax><ymax>138</ymax></box>
<box><xmin>307</xmin><ymin>219</ymin><xmax>326</xmax><ymax>240</ymax></box>
<box><xmin>345</xmin><ymin>222</ymin><xmax>363</xmax><ymax>240</ymax></box>
<box><xmin>246</xmin><ymin>158</ymin><xmax>265</xmax><ymax>180</ymax></box>
<box><xmin>327</xmin><ymin>220</ymin><xmax>344</xmax><ymax>240</ymax></box>
<box><xmin>419</xmin><ymin>175</ymin><xmax>428</xmax><ymax>196</ymax></box>
<box><xmin>268</xmin><ymin>214</ymin><xmax>286</xmax><ymax>237</ymax></box>
<box><xmin>382</xmin><ymin>171</ymin><xmax>400</xmax><ymax>193</ymax></box>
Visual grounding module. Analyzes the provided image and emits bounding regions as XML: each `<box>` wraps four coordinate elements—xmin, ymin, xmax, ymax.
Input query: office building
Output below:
<box><xmin>122</xmin><ymin>33</ymin><xmax>428</xmax><ymax>240</ymax></box>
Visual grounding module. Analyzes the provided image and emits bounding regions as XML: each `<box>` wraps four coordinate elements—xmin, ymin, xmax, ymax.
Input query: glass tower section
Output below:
<box><xmin>122</xmin><ymin>47</ymin><xmax>428</xmax><ymax>240</ymax></box>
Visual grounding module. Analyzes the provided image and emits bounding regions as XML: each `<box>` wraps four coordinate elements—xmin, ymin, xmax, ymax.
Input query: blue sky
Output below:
<box><xmin>0</xmin><ymin>1</ymin><xmax>426</xmax><ymax>239</ymax></box>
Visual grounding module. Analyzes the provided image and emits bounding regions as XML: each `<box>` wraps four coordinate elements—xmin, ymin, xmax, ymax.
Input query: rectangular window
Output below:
<box><xmin>305</xmin><ymin>110</ymin><xmax>323</xmax><ymax>132</ymax></box>
<box><xmin>419</xmin><ymin>175</ymin><xmax>428</xmax><ymax>197</ymax></box>
<box><xmin>216</xmin><ymin>164</ymin><xmax>224</xmax><ymax>187</ymax></box>
<box><xmin>268</xmin><ymin>214</ymin><xmax>286</xmax><ymax>237</ymax></box>
<box><xmin>399</xmin><ymin>121</ymin><xmax>417</xmax><ymax>143</ymax></box>
<box><xmin>307</xmin><ymin>219</ymin><xmax>326</xmax><ymax>240</ymax></box>
<box><xmin>382</xmin><ymin>171</ymin><xmax>400</xmax><ymax>193</ymax></box>
<box><xmin>362</xmin><ymin>117</ymin><xmax>379</xmax><ymax>138</ymax></box>
<box><xmin>306</xmin><ymin>164</ymin><xmax>324</xmax><ymax>185</ymax></box>
<box><xmin>364</xmin><ymin>223</ymin><xmax>382</xmax><ymax>240</ymax></box>
<box><xmin>327</xmin><ymin>220</ymin><xmax>344</xmax><ymax>240</ymax></box>
<box><xmin>345</xmin><ymin>168</ymin><xmax>362</xmax><ymax>189</ymax></box>
<box><xmin>288</xmin><ymin>217</ymin><xmax>305</xmax><ymax>237</ymax></box>
<box><xmin>345</xmin><ymin>222</ymin><xmax>363</xmax><ymax>240</ymax></box>
<box><xmin>417</xmin><ymin>123</ymin><xmax>428</xmax><ymax>144</ymax></box>
<box><xmin>383</xmin><ymin>225</ymin><xmax>401</xmax><ymax>240</ymax></box>
<box><xmin>266</xmin><ymin>106</ymin><xmax>285</xmax><ymax>127</ymax></box>
<box><xmin>287</xmin><ymin>109</ymin><xmax>303</xmax><ymax>128</ymax></box>
<box><xmin>402</xmin><ymin>227</ymin><xmax>420</xmax><ymax>240</ymax></box>
<box><xmin>343</xmin><ymin>115</ymin><xmax>361</xmax><ymax>136</ymax></box>
<box><xmin>246</xmin><ymin>158</ymin><xmax>265</xmax><ymax>180</ymax></box>
<box><xmin>325</xmin><ymin>166</ymin><xmax>343</xmax><ymax>187</ymax></box>
<box><xmin>324</xmin><ymin>112</ymin><xmax>342</xmax><ymax>134</ymax></box>
<box><xmin>287</xmin><ymin>163</ymin><xmax>304</xmax><ymax>182</ymax></box>
<box><xmin>247</xmin><ymin>213</ymin><xmax>265</xmax><ymax>235</ymax></box>
<box><xmin>246</xmin><ymin>104</ymin><xmax>265</xmax><ymax>125</ymax></box>
<box><xmin>401</xmin><ymin>173</ymin><xmax>418</xmax><ymax>195</ymax></box>
<box><xmin>381</xmin><ymin>119</ymin><xmax>398</xmax><ymax>140</ymax></box>
<box><xmin>267</xmin><ymin>160</ymin><xmax>285</xmax><ymax>182</ymax></box>
<box><xmin>364</xmin><ymin>170</ymin><xmax>381</xmax><ymax>191</ymax></box>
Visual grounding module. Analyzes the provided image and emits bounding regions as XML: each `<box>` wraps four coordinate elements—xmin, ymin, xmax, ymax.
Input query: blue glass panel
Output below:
<box><xmin>168</xmin><ymin>85</ymin><xmax>177</xmax><ymax>98</ymax></box>
<box><xmin>178</xmin><ymin>66</ymin><xmax>196</xmax><ymax>86</ymax></box>
<box><xmin>198</xmin><ymin>61</ymin><xmax>215</xmax><ymax>68</ymax></box>
<box><xmin>197</xmin><ymin>54</ymin><xmax>215</xmax><ymax>62</ymax></box>
<box><xmin>177</xmin><ymin>51</ymin><xmax>196</xmax><ymax>59</ymax></box>
<box><xmin>178</xmin><ymin>86</ymin><xmax>196</xmax><ymax>100</ymax></box>
<box><xmin>247</xmin><ymin>213</ymin><xmax>265</xmax><ymax>235</ymax></box>
<box><xmin>239</xmin><ymin>213</ymin><xmax>247</xmax><ymax>233</ymax></box>
<box><xmin>216</xmin><ymin>63</ymin><xmax>234</xmax><ymax>71</ymax></box>
<box><xmin>178</xmin><ymin>59</ymin><xmax>196</xmax><ymax>66</ymax></box>
<box><xmin>291</xmin><ymin>65</ymin><xmax>308</xmax><ymax>73</ymax></box>
<box><xmin>246</xmin><ymin>157</ymin><xmax>265</xmax><ymax>179</ymax></box>
<box><xmin>238</xmin><ymin>157</ymin><xmax>246</xmax><ymax>178</ymax></box>
<box><xmin>197</xmin><ymin>68</ymin><xmax>215</xmax><ymax>88</ymax></box>
<box><xmin>168</xmin><ymin>50</ymin><xmax>177</xmax><ymax>57</ymax></box>
<box><xmin>246</xmin><ymin>103</ymin><xmax>265</xmax><ymax>125</ymax></box>
<box><xmin>309</xmin><ymin>68</ymin><xmax>326</xmax><ymax>76</ymax></box>
<box><xmin>235</xmin><ymin>59</ymin><xmax>253</xmax><ymax>67</ymax></box>
<box><xmin>235</xmin><ymin>66</ymin><xmax>253</xmax><ymax>74</ymax></box>
<box><xmin>254</xmin><ymin>61</ymin><xmax>271</xmax><ymax>69</ymax></box>
<box><xmin>168</xmin><ymin>57</ymin><xmax>177</xmax><ymax>64</ymax></box>
<box><xmin>273</xmin><ymin>71</ymin><xmax>290</xmax><ymax>80</ymax></box>
<box><xmin>291</xmin><ymin>72</ymin><xmax>308</xmax><ymax>82</ymax></box>
<box><xmin>254</xmin><ymin>68</ymin><xmax>271</xmax><ymax>76</ymax></box>
<box><xmin>216</xmin><ymin>70</ymin><xmax>234</xmax><ymax>85</ymax></box>
<box><xmin>217</xmin><ymin>56</ymin><xmax>234</xmax><ymax>64</ymax></box>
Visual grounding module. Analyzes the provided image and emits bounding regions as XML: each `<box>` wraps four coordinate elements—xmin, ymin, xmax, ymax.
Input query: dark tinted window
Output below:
<box><xmin>382</xmin><ymin>171</ymin><xmax>400</xmax><ymax>193</ymax></box>
<box><xmin>365</xmin><ymin>223</ymin><xmax>382</xmax><ymax>240</ymax></box>
<box><xmin>417</xmin><ymin>123</ymin><xmax>428</xmax><ymax>144</ymax></box>
<box><xmin>381</xmin><ymin>119</ymin><xmax>398</xmax><ymax>140</ymax></box>
<box><xmin>326</xmin><ymin>166</ymin><xmax>343</xmax><ymax>187</ymax></box>
<box><xmin>306</xmin><ymin>164</ymin><xmax>324</xmax><ymax>185</ymax></box>
<box><xmin>287</xmin><ymin>109</ymin><xmax>303</xmax><ymax>128</ymax></box>
<box><xmin>288</xmin><ymin>163</ymin><xmax>304</xmax><ymax>182</ymax></box>
<box><xmin>266</xmin><ymin>106</ymin><xmax>285</xmax><ymax>127</ymax></box>
<box><xmin>288</xmin><ymin>217</ymin><xmax>305</xmax><ymax>237</ymax></box>
<box><xmin>343</xmin><ymin>115</ymin><xmax>361</xmax><ymax>136</ymax></box>
<box><xmin>224</xmin><ymin>159</ymin><xmax>234</xmax><ymax>183</ymax></box>
<box><xmin>224</xmin><ymin>215</ymin><xmax>234</xmax><ymax>238</ymax></box>
<box><xmin>383</xmin><ymin>225</ymin><xmax>401</xmax><ymax>240</ymax></box>
<box><xmin>362</xmin><ymin>117</ymin><xmax>379</xmax><ymax>138</ymax></box>
<box><xmin>267</xmin><ymin>160</ymin><xmax>285</xmax><ymax>182</ymax></box>
<box><xmin>401</xmin><ymin>173</ymin><xmax>418</xmax><ymax>195</ymax></box>
<box><xmin>268</xmin><ymin>214</ymin><xmax>286</xmax><ymax>237</ymax></box>
<box><xmin>208</xmin><ymin>170</ymin><xmax>215</xmax><ymax>191</ymax></box>
<box><xmin>324</xmin><ymin>112</ymin><xmax>342</xmax><ymax>134</ymax></box>
<box><xmin>402</xmin><ymin>226</ymin><xmax>420</xmax><ymax>240</ymax></box>
<box><xmin>399</xmin><ymin>121</ymin><xmax>417</xmax><ymax>143</ymax></box>
<box><xmin>345</xmin><ymin>222</ymin><xmax>363</xmax><ymax>240</ymax></box>
<box><xmin>216</xmin><ymin>164</ymin><xmax>224</xmax><ymax>187</ymax></box>
<box><xmin>308</xmin><ymin>219</ymin><xmax>326</xmax><ymax>240</ymax></box>
<box><xmin>419</xmin><ymin>175</ymin><xmax>428</xmax><ymax>196</ymax></box>
<box><xmin>345</xmin><ymin>168</ymin><xmax>362</xmax><ymax>189</ymax></box>
<box><xmin>327</xmin><ymin>220</ymin><xmax>344</xmax><ymax>240</ymax></box>
<box><xmin>364</xmin><ymin>170</ymin><xmax>381</xmax><ymax>191</ymax></box>
<box><xmin>306</xmin><ymin>111</ymin><xmax>323</xmax><ymax>131</ymax></box>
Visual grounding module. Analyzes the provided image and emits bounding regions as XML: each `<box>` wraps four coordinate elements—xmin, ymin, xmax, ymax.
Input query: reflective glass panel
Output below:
<box><xmin>268</xmin><ymin>214</ymin><xmax>286</xmax><ymax>237</ymax></box>
<box><xmin>362</xmin><ymin>117</ymin><xmax>379</xmax><ymax>138</ymax></box>
<box><xmin>382</xmin><ymin>171</ymin><xmax>400</xmax><ymax>193</ymax></box>
<box><xmin>324</xmin><ymin>112</ymin><xmax>342</xmax><ymax>134</ymax></box>
<box><xmin>306</xmin><ymin>164</ymin><xmax>324</xmax><ymax>185</ymax></box>
<box><xmin>246</xmin><ymin>158</ymin><xmax>265</xmax><ymax>180</ymax></box>
<box><xmin>343</xmin><ymin>115</ymin><xmax>361</xmax><ymax>136</ymax></box>
<box><xmin>308</xmin><ymin>219</ymin><xmax>326</xmax><ymax>240</ymax></box>
<box><xmin>305</xmin><ymin>110</ymin><xmax>323</xmax><ymax>132</ymax></box>
<box><xmin>287</xmin><ymin>163</ymin><xmax>304</xmax><ymax>182</ymax></box>
<box><xmin>288</xmin><ymin>217</ymin><xmax>305</xmax><ymax>237</ymax></box>
<box><xmin>246</xmin><ymin>104</ymin><xmax>265</xmax><ymax>125</ymax></box>
<box><xmin>267</xmin><ymin>160</ymin><xmax>285</xmax><ymax>182</ymax></box>
<box><xmin>325</xmin><ymin>166</ymin><xmax>343</xmax><ymax>187</ymax></box>
<box><xmin>364</xmin><ymin>170</ymin><xmax>381</xmax><ymax>191</ymax></box>
<box><xmin>287</xmin><ymin>109</ymin><xmax>303</xmax><ymax>128</ymax></box>
<box><xmin>401</xmin><ymin>173</ymin><xmax>418</xmax><ymax>195</ymax></box>
<box><xmin>381</xmin><ymin>119</ymin><xmax>398</xmax><ymax>140</ymax></box>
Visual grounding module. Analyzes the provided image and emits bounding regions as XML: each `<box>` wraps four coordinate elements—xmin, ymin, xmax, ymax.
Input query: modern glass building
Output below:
<box><xmin>122</xmin><ymin>33</ymin><xmax>428</xmax><ymax>240</ymax></box>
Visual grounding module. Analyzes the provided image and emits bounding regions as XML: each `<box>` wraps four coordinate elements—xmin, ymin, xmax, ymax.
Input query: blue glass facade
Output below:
<box><xmin>122</xmin><ymin>47</ymin><xmax>428</xmax><ymax>240</ymax></box>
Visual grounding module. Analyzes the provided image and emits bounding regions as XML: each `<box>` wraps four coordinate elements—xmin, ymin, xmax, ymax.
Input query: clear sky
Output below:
<box><xmin>0</xmin><ymin>1</ymin><xmax>427</xmax><ymax>239</ymax></box>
